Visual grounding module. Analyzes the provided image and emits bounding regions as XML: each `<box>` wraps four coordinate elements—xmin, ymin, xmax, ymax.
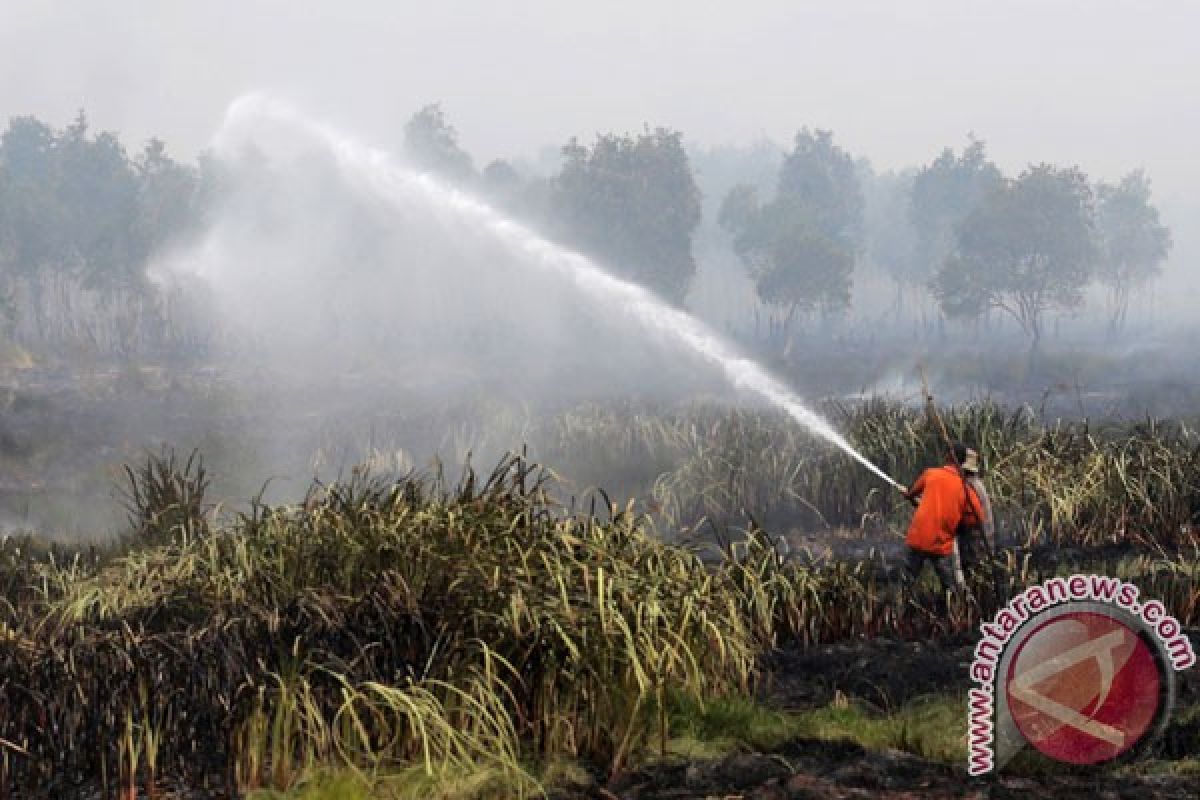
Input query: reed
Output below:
<box><xmin>3</xmin><ymin>396</ymin><xmax>1199</xmax><ymax>796</ymax></box>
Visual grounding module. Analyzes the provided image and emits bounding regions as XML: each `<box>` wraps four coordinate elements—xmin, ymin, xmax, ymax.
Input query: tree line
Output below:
<box><xmin>0</xmin><ymin>112</ymin><xmax>210</xmax><ymax>354</ymax></box>
<box><xmin>717</xmin><ymin>135</ymin><xmax>1170</xmax><ymax>352</ymax></box>
<box><xmin>0</xmin><ymin>106</ymin><xmax>1172</xmax><ymax>358</ymax></box>
<box><xmin>404</xmin><ymin>104</ymin><xmax>1171</xmax><ymax>355</ymax></box>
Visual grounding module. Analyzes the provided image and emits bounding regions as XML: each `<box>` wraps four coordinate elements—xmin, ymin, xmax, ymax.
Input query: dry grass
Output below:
<box><xmin>3</xmin><ymin>396</ymin><xmax>1200</xmax><ymax>796</ymax></box>
<box><xmin>1</xmin><ymin>454</ymin><xmax>758</xmax><ymax>796</ymax></box>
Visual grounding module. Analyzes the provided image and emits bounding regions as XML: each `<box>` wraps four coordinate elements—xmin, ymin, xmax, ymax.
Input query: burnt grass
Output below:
<box><xmin>6</xmin><ymin>370</ymin><xmax>1200</xmax><ymax>797</ymax></box>
<box><xmin>554</xmin><ymin>632</ymin><xmax>1200</xmax><ymax>800</ymax></box>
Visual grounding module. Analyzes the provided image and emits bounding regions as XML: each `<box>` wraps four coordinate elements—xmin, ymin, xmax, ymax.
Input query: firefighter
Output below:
<box><xmin>901</xmin><ymin>442</ymin><xmax>984</xmax><ymax>593</ymax></box>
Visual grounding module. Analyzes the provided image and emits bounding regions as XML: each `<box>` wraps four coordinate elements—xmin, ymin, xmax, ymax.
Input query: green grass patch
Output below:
<box><xmin>248</xmin><ymin>772</ymin><xmax>372</xmax><ymax>800</ymax></box>
<box><xmin>790</xmin><ymin>694</ymin><xmax>966</xmax><ymax>764</ymax></box>
<box><xmin>667</xmin><ymin>692</ymin><xmax>802</xmax><ymax>755</ymax></box>
<box><xmin>666</xmin><ymin>690</ymin><xmax>966</xmax><ymax>765</ymax></box>
<box><xmin>247</xmin><ymin>763</ymin><xmax>536</xmax><ymax>800</ymax></box>
<box><xmin>248</xmin><ymin>692</ymin><xmax>969</xmax><ymax>800</ymax></box>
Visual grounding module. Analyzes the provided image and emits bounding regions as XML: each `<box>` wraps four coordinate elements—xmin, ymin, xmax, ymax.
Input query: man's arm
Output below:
<box><xmin>903</xmin><ymin>471</ymin><xmax>926</xmax><ymax>508</ymax></box>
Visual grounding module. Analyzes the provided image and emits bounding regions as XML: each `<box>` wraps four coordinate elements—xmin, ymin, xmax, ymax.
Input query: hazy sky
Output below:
<box><xmin>3</xmin><ymin>1</ymin><xmax>1197</xmax><ymax>201</ymax></box>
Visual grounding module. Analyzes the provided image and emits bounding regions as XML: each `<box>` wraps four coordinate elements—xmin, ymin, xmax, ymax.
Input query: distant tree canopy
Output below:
<box><xmin>0</xmin><ymin>103</ymin><xmax>1178</xmax><ymax>359</ymax></box>
<box><xmin>908</xmin><ymin>139</ymin><xmax>1003</xmax><ymax>284</ymax></box>
<box><xmin>402</xmin><ymin>104</ymin><xmax>475</xmax><ymax>183</ymax></box>
<box><xmin>481</xmin><ymin>158</ymin><xmax>520</xmax><ymax>194</ymax></box>
<box><xmin>751</xmin><ymin>223</ymin><xmax>853</xmax><ymax>318</ymax></box>
<box><xmin>718</xmin><ymin>130</ymin><xmax>861</xmax><ymax>342</ymax></box>
<box><xmin>0</xmin><ymin>113</ymin><xmax>200</xmax><ymax>291</ymax></box>
<box><xmin>1094</xmin><ymin>170</ymin><xmax>1172</xmax><ymax>331</ymax></box>
<box><xmin>0</xmin><ymin>112</ymin><xmax>204</xmax><ymax>348</ymax></box>
<box><xmin>549</xmin><ymin>128</ymin><xmax>701</xmax><ymax>304</ymax></box>
<box><xmin>775</xmin><ymin>129</ymin><xmax>864</xmax><ymax>249</ymax></box>
<box><xmin>933</xmin><ymin>164</ymin><xmax>1096</xmax><ymax>347</ymax></box>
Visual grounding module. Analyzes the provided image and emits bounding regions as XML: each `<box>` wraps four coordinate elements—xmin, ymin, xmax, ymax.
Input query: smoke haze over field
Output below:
<box><xmin>167</xmin><ymin>96</ymin><xmax>724</xmax><ymax>399</ymax></box>
<box><xmin>139</xmin><ymin>96</ymin><xmax>747</xmax><ymax>498</ymax></box>
<box><xmin>3</xmin><ymin>0</ymin><xmax>1200</xmax><ymax>532</ymax></box>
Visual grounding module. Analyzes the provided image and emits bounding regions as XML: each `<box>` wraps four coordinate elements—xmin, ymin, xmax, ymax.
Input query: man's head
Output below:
<box><xmin>947</xmin><ymin>441</ymin><xmax>968</xmax><ymax>466</ymax></box>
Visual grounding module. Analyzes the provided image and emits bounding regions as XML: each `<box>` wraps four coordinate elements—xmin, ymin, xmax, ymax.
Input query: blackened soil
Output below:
<box><xmin>555</xmin><ymin>632</ymin><xmax>1200</xmax><ymax>800</ymax></box>
<box><xmin>594</xmin><ymin>740</ymin><xmax>1200</xmax><ymax>799</ymax></box>
<box><xmin>762</xmin><ymin>635</ymin><xmax>976</xmax><ymax>712</ymax></box>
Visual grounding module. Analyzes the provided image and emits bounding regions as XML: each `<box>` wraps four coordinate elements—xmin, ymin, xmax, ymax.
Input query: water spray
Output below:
<box><xmin>212</xmin><ymin>94</ymin><xmax>907</xmax><ymax>493</ymax></box>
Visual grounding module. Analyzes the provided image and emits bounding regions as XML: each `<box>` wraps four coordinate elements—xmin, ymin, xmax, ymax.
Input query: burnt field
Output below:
<box><xmin>2</xmin><ymin>365</ymin><xmax>1200</xmax><ymax>798</ymax></box>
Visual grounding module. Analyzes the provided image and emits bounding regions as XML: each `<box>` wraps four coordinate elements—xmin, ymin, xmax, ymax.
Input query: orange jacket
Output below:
<box><xmin>905</xmin><ymin>465</ymin><xmax>984</xmax><ymax>556</ymax></box>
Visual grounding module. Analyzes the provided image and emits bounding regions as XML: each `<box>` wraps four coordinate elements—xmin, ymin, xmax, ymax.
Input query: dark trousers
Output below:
<box><xmin>957</xmin><ymin>532</ymin><xmax>988</xmax><ymax>574</ymax></box>
<box><xmin>904</xmin><ymin>547</ymin><xmax>959</xmax><ymax>593</ymax></box>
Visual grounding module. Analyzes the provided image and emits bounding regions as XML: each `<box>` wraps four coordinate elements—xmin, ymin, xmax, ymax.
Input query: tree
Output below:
<box><xmin>933</xmin><ymin>164</ymin><xmax>1096</xmax><ymax>350</ymax></box>
<box><xmin>717</xmin><ymin>129</ymin><xmax>861</xmax><ymax>348</ymax></box>
<box><xmin>1094</xmin><ymin>170</ymin><xmax>1171</xmax><ymax>332</ymax></box>
<box><xmin>774</xmin><ymin>129</ymin><xmax>864</xmax><ymax>248</ymax></box>
<box><xmin>689</xmin><ymin>139</ymin><xmax>782</xmax><ymax>251</ymax></box>
<box><xmin>752</xmin><ymin>225</ymin><xmax>852</xmax><ymax>329</ymax></box>
<box><xmin>402</xmin><ymin>103</ymin><xmax>475</xmax><ymax>182</ymax></box>
<box><xmin>0</xmin><ymin>116</ymin><xmax>62</xmax><ymax>278</ymax></box>
<box><xmin>0</xmin><ymin>112</ymin><xmax>206</xmax><ymax>349</ymax></box>
<box><xmin>909</xmin><ymin>139</ymin><xmax>1003</xmax><ymax>283</ymax></box>
<box><xmin>134</xmin><ymin>138</ymin><xmax>199</xmax><ymax>261</ymax></box>
<box><xmin>716</xmin><ymin>184</ymin><xmax>761</xmax><ymax>235</ymax></box>
<box><xmin>480</xmin><ymin>158</ymin><xmax>523</xmax><ymax>208</ymax></box>
<box><xmin>550</xmin><ymin>128</ymin><xmax>701</xmax><ymax>304</ymax></box>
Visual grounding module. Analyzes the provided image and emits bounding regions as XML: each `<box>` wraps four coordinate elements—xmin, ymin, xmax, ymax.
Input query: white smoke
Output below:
<box><xmin>161</xmin><ymin>94</ymin><xmax>901</xmax><ymax>492</ymax></box>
